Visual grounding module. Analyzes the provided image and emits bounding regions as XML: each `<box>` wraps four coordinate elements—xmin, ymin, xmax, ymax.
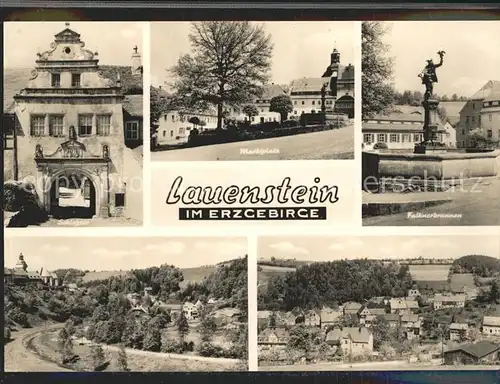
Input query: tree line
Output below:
<box><xmin>258</xmin><ymin>259</ymin><xmax>413</xmax><ymax>311</ymax></box>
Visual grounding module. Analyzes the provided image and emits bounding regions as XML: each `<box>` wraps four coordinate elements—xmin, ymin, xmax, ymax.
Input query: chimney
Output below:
<box><xmin>131</xmin><ymin>45</ymin><xmax>142</xmax><ymax>76</ymax></box>
<box><xmin>159</xmin><ymin>85</ymin><xmax>162</xmax><ymax>90</ymax></box>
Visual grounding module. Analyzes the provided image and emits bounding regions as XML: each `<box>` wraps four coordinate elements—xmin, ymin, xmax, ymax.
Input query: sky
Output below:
<box><xmin>150</xmin><ymin>21</ymin><xmax>356</xmax><ymax>88</ymax></box>
<box><xmin>5</xmin><ymin>237</ymin><xmax>247</xmax><ymax>271</ymax></box>
<box><xmin>383</xmin><ymin>21</ymin><xmax>500</xmax><ymax>96</ymax></box>
<box><xmin>4</xmin><ymin>22</ymin><xmax>144</xmax><ymax>68</ymax></box>
<box><xmin>258</xmin><ymin>235</ymin><xmax>500</xmax><ymax>262</ymax></box>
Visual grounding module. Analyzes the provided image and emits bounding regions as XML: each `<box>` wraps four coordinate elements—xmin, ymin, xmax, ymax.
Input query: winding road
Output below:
<box><xmin>4</xmin><ymin>326</ymin><xmax>71</xmax><ymax>372</ymax></box>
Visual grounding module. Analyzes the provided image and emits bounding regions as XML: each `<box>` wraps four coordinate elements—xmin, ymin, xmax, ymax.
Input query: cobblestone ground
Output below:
<box><xmin>363</xmin><ymin>177</ymin><xmax>500</xmax><ymax>226</ymax></box>
<box><xmin>152</xmin><ymin>126</ymin><xmax>354</xmax><ymax>161</ymax></box>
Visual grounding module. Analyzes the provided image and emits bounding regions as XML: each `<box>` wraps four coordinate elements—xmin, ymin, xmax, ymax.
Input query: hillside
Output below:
<box><xmin>257</xmin><ymin>258</ymin><xmax>309</xmax><ymax>269</ymax></box>
<box><xmin>179</xmin><ymin>266</ymin><xmax>217</xmax><ymax>289</ymax></box>
<box><xmin>451</xmin><ymin>255</ymin><xmax>500</xmax><ymax>277</ymax></box>
<box><xmin>81</xmin><ymin>270</ymin><xmax>130</xmax><ymax>283</ymax></box>
<box><xmin>258</xmin><ymin>264</ymin><xmax>296</xmax><ymax>291</ymax></box>
<box><xmin>79</xmin><ymin>266</ymin><xmax>217</xmax><ymax>288</ymax></box>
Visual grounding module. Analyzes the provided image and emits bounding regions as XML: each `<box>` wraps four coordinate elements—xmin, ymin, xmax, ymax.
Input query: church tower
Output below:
<box><xmin>330</xmin><ymin>48</ymin><xmax>340</xmax><ymax>65</ymax></box>
<box><xmin>131</xmin><ymin>45</ymin><xmax>142</xmax><ymax>76</ymax></box>
<box><xmin>15</xmin><ymin>253</ymin><xmax>28</xmax><ymax>272</ymax></box>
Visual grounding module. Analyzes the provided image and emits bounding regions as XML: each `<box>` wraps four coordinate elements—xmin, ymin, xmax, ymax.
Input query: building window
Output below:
<box><xmin>51</xmin><ymin>73</ymin><xmax>61</xmax><ymax>87</ymax></box>
<box><xmin>96</xmin><ymin>115</ymin><xmax>111</xmax><ymax>136</ymax></box>
<box><xmin>126</xmin><ymin>121</ymin><xmax>140</xmax><ymax>140</ymax></box>
<box><xmin>170</xmin><ymin>130</ymin><xmax>173</xmax><ymax>137</ymax></box>
<box><xmin>363</xmin><ymin>133</ymin><xmax>374</xmax><ymax>143</ymax></box>
<box><xmin>164</xmin><ymin>114</ymin><xmax>167</xmax><ymax>121</ymax></box>
<box><xmin>294</xmin><ymin>100</ymin><xmax>297</xmax><ymax>105</ymax></box>
<box><xmin>30</xmin><ymin>115</ymin><xmax>45</xmax><ymax>137</ymax></box>
<box><xmin>115</xmin><ymin>193</ymin><xmax>125</xmax><ymax>207</ymax></box>
<box><xmin>171</xmin><ymin>114</ymin><xmax>175</xmax><ymax>122</ymax></box>
<box><xmin>301</xmin><ymin>101</ymin><xmax>305</xmax><ymax>105</ymax></box>
<box><xmin>162</xmin><ymin>131</ymin><xmax>166</xmax><ymax>137</ymax></box>
<box><xmin>312</xmin><ymin>100</ymin><xmax>315</xmax><ymax>105</ymax></box>
<box><xmin>390</xmin><ymin>134</ymin><xmax>400</xmax><ymax>143</ymax></box>
<box><xmin>414</xmin><ymin>134</ymin><xmax>421</xmax><ymax>142</ymax></box>
<box><xmin>49</xmin><ymin>115</ymin><xmax>64</xmax><ymax>137</ymax></box>
<box><xmin>488</xmin><ymin>130</ymin><xmax>492</xmax><ymax>138</ymax></box>
<box><xmin>489</xmin><ymin>114</ymin><xmax>492</xmax><ymax>122</ymax></box>
<box><xmin>71</xmin><ymin>73</ymin><xmax>81</xmax><ymax>87</ymax></box>
<box><xmin>179</xmin><ymin>127</ymin><xmax>185</xmax><ymax>135</ymax></box>
<box><xmin>402</xmin><ymin>133</ymin><xmax>410</xmax><ymax>142</ymax></box>
<box><xmin>78</xmin><ymin>114</ymin><xmax>93</xmax><ymax>136</ymax></box>
<box><xmin>377</xmin><ymin>133</ymin><xmax>387</xmax><ymax>143</ymax></box>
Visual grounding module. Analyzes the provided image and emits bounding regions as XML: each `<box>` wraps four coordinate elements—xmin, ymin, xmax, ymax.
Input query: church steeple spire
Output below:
<box><xmin>331</xmin><ymin>47</ymin><xmax>340</xmax><ymax>65</ymax></box>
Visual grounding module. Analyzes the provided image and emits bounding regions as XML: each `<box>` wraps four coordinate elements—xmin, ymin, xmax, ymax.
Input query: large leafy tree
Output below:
<box><xmin>362</xmin><ymin>21</ymin><xmax>395</xmax><ymax>119</ymax></box>
<box><xmin>169</xmin><ymin>21</ymin><xmax>273</xmax><ymax>129</ymax></box>
<box><xmin>242</xmin><ymin>104</ymin><xmax>259</xmax><ymax>121</ymax></box>
<box><xmin>269</xmin><ymin>95</ymin><xmax>293</xmax><ymax>122</ymax></box>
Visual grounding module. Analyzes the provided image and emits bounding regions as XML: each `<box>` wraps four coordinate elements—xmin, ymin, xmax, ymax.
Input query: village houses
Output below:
<box><xmin>481</xmin><ymin>315</ymin><xmax>500</xmax><ymax>337</ymax></box>
<box><xmin>433</xmin><ymin>294</ymin><xmax>466</xmax><ymax>310</ymax></box>
<box><xmin>389</xmin><ymin>298</ymin><xmax>419</xmax><ymax>315</ymax></box>
<box><xmin>400</xmin><ymin>314</ymin><xmax>422</xmax><ymax>340</ymax></box>
<box><xmin>449</xmin><ymin>323</ymin><xmax>469</xmax><ymax>342</ymax></box>
<box><xmin>325</xmin><ymin>326</ymin><xmax>373</xmax><ymax>357</ymax></box>
<box><xmin>258</xmin><ymin>328</ymin><xmax>290</xmax><ymax>353</ymax></box>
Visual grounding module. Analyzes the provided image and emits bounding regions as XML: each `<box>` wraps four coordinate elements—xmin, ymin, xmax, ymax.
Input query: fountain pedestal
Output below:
<box><xmin>414</xmin><ymin>98</ymin><xmax>448</xmax><ymax>154</ymax></box>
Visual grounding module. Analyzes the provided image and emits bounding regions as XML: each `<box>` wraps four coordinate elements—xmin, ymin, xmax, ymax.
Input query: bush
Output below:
<box><xmin>161</xmin><ymin>340</ymin><xmax>194</xmax><ymax>354</ymax></box>
<box><xmin>7</xmin><ymin>307</ymin><xmax>29</xmax><ymax>328</ymax></box>
<box><xmin>4</xmin><ymin>327</ymin><xmax>11</xmax><ymax>343</ymax></box>
<box><xmin>198</xmin><ymin>342</ymin><xmax>229</xmax><ymax>358</ymax></box>
<box><xmin>373</xmin><ymin>142</ymin><xmax>388</xmax><ymax>149</ymax></box>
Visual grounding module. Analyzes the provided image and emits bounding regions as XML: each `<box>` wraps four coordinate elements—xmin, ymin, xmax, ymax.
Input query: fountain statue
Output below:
<box><xmin>415</xmin><ymin>50</ymin><xmax>446</xmax><ymax>154</ymax></box>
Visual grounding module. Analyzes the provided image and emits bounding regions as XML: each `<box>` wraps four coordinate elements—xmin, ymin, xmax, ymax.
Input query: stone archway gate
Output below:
<box><xmin>34</xmin><ymin>135</ymin><xmax>111</xmax><ymax>218</ymax></box>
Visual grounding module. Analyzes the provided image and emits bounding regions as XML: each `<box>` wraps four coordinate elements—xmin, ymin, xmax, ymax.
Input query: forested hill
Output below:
<box><xmin>258</xmin><ymin>259</ymin><xmax>413</xmax><ymax>311</ymax></box>
<box><xmin>451</xmin><ymin>255</ymin><xmax>500</xmax><ymax>277</ymax></box>
<box><xmin>54</xmin><ymin>256</ymin><xmax>248</xmax><ymax>308</ymax></box>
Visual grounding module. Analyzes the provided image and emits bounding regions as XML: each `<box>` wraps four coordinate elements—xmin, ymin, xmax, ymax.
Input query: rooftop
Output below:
<box><xmin>483</xmin><ymin>316</ymin><xmax>500</xmax><ymax>327</ymax></box>
<box><xmin>469</xmin><ymin>80</ymin><xmax>500</xmax><ymax>102</ymax></box>
<box><xmin>446</xmin><ymin>341</ymin><xmax>499</xmax><ymax>359</ymax></box>
<box><xmin>326</xmin><ymin>326</ymin><xmax>371</xmax><ymax>344</ymax></box>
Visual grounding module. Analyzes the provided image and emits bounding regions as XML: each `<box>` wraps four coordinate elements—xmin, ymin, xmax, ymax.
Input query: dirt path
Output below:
<box><xmin>4</xmin><ymin>325</ymin><xmax>71</xmax><ymax>372</ymax></box>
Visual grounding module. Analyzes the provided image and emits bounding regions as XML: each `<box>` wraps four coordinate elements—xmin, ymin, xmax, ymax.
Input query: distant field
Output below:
<box><xmin>409</xmin><ymin>264</ymin><xmax>452</xmax><ymax>281</ymax></box>
<box><xmin>81</xmin><ymin>270</ymin><xmax>130</xmax><ymax>283</ymax></box>
<box><xmin>179</xmin><ymin>266</ymin><xmax>217</xmax><ymax>288</ymax></box>
<box><xmin>257</xmin><ymin>265</ymin><xmax>296</xmax><ymax>289</ymax></box>
<box><xmin>80</xmin><ymin>266</ymin><xmax>216</xmax><ymax>286</ymax></box>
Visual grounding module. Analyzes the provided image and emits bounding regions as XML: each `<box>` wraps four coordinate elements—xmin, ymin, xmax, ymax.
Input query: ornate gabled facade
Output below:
<box><xmin>4</xmin><ymin>23</ymin><xmax>143</xmax><ymax>221</ymax></box>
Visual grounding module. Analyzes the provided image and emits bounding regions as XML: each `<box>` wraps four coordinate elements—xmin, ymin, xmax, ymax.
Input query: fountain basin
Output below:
<box><xmin>362</xmin><ymin>149</ymin><xmax>500</xmax><ymax>192</ymax></box>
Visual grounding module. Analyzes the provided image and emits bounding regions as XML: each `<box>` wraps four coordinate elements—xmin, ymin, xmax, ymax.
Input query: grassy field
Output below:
<box><xmin>409</xmin><ymin>264</ymin><xmax>452</xmax><ymax>281</ymax></box>
<box><xmin>81</xmin><ymin>265</ymin><xmax>216</xmax><ymax>286</ymax></box>
<box><xmin>179</xmin><ymin>266</ymin><xmax>217</xmax><ymax>289</ymax></box>
<box><xmin>81</xmin><ymin>270</ymin><xmax>130</xmax><ymax>283</ymax></box>
<box><xmin>257</xmin><ymin>265</ymin><xmax>296</xmax><ymax>291</ymax></box>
